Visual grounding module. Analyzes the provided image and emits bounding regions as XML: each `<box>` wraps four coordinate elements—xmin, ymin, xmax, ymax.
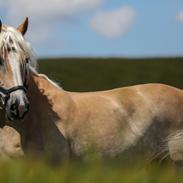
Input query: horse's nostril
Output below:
<box><xmin>10</xmin><ymin>99</ymin><xmax>19</xmax><ymax>111</ymax></box>
<box><xmin>10</xmin><ymin>103</ymin><xmax>17</xmax><ymax>111</ymax></box>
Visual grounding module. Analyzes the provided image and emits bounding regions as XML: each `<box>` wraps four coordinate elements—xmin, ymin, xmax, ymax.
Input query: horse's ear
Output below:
<box><xmin>17</xmin><ymin>17</ymin><xmax>28</xmax><ymax>36</ymax></box>
<box><xmin>0</xmin><ymin>20</ymin><xmax>2</xmax><ymax>33</ymax></box>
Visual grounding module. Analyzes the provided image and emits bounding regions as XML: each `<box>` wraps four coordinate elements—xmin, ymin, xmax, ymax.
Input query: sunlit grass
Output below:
<box><xmin>0</xmin><ymin>158</ymin><xmax>181</xmax><ymax>183</ymax></box>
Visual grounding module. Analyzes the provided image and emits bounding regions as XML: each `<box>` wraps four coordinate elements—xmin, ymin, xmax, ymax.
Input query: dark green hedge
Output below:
<box><xmin>38</xmin><ymin>57</ymin><xmax>183</xmax><ymax>91</ymax></box>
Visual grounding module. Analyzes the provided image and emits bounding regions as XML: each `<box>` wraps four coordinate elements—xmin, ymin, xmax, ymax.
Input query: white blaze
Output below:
<box><xmin>8</xmin><ymin>53</ymin><xmax>23</xmax><ymax>86</ymax></box>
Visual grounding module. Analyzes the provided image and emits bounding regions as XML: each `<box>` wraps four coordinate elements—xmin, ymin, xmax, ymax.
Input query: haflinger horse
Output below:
<box><xmin>0</xmin><ymin>18</ymin><xmax>183</xmax><ymax>165</ymax></box>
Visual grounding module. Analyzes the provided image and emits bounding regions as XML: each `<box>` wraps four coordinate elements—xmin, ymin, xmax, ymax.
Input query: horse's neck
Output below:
<box><xmin>30</xmin><ymin>72</ymin><xmax>63</xmax><ymax>103</ymax></box>
<box><xmin>31</xmin><ymin>72</ymin><xmax>73</xmax><ymax>113</ymax></box>
<box><xmin>25</xmin><ymin>72</ymin><xmax>75</xmax><ymax>137</ymax></box>
<box><xmin>21</xmin><ymin>72</ymin><xmax>72</xmax><ymax>157</ymax></box>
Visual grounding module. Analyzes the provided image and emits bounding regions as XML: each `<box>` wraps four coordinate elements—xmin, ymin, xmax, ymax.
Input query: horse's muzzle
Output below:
<box><xmin>6</xmin><ymin>94</ymin><xmax>29</xmax><ymax>121</ymax></box>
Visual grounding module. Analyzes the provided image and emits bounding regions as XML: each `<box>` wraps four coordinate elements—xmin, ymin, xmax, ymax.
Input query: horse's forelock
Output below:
<box><xmin>0</xmin><ymin>25</ymin><xmax>37</xmax><ymax>70</ymax></box>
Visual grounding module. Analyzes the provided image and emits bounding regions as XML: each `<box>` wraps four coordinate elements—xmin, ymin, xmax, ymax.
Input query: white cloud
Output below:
<box><xmin>90</xmin><ymin>6</ymin><xmax>135</xmax><ymax>38</ymax></box>
<box><xmin>7</xmin><ymin>0</ymin><xmax>102</xmax><ymax>21</ymax></box>
<box><xmin>1</xmin><ymin>0</ymin><xmax>102</xmax><ymax>46</ymax></box>
<box><xmin>176</xmin><ymin>11</ymin><xmax>183</xmax><ymax>22</ymax></box>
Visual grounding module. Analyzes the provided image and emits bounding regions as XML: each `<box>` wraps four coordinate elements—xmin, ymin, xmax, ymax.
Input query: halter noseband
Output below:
<box><xmin>0</xmin><ymin>85</ymin><xmax>27</xmax><ymax>108</ymax></box>
<box><xmin>0</xmin><ymin>85</ymin><xmax>27</xmax><ymax>95</ymax></box>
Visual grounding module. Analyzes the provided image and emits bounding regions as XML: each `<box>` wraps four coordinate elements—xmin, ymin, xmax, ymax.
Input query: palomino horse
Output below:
<box><xmin>0</xmin><ymin>18</ymin><xmax>183</xmax><ymax>164</ymax></box>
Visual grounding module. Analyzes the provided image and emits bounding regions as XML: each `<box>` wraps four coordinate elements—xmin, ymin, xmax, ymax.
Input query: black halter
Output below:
<box><xmin>0</xmin><ymin>85</ymin><xmax>27</xmax><ymax>108</ymax></box>
<box><xmin>0</xmin><ymin>85</ymin><xmax>27</xmax><ymax>95</ymax></box>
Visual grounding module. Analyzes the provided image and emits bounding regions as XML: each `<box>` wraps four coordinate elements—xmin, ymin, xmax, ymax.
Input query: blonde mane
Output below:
<box><xmin>0</xmin><ymin>25</ymin><xmax>37</xmax><ymax>70</ymax></box>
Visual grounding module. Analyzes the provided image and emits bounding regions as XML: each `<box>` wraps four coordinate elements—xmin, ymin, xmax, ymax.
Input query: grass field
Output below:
<box><xmin>2</xmin><ymin>57</ymin><xmax>183</xmax><ymax>183</ymax></box>
<box><xmin>0</xmin><ymin>159</ymin><xmax>182</xmax><ymax>183</ymax></box>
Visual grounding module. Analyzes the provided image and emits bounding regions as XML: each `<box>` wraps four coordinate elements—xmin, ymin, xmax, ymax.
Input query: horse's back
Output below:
<box><xmin>70</xmin><ymin>83</ymin><xmax>183</xmax><ymax>127</ymax></box>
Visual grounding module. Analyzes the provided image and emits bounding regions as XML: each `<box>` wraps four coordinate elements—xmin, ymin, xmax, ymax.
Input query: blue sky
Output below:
<box><xmin>1</xmin><ymin>0</ymin><xmax>183</xmax><ymax>57</ymax></box>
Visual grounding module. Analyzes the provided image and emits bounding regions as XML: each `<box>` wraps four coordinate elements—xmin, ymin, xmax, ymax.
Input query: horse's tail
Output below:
<box><xmin>168</xmin><ymin>130</ymin><xmax>183</xmax><ymax>163</ymax></box>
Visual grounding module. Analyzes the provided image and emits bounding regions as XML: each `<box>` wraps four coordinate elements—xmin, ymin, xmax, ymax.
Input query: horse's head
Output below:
<box><xmin>0</xmin><ymin>18</ymin><xmax>34</xmax><ymax>121</ymax></box>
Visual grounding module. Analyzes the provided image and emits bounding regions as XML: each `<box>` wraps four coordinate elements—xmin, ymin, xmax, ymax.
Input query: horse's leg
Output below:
<box><xmin>0</xmin><ymin>125</ymin><xmax>24</xmax><ymax>159</ymax></box>
<box><xmin>0</xmin><ymin>110</ymin><xmax>23</xmax><ymax>159</ymax></box>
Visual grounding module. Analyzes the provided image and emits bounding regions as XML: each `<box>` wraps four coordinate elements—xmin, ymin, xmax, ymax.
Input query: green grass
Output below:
<box><xmin>0</xmin><ymin>158</ymin><xmax>182</xmax><ymax>183</ymax></box>
<box><xmin>2</xmin><ymin>57</ymin><xmax>183</xmax><ymax>182</ymax></box>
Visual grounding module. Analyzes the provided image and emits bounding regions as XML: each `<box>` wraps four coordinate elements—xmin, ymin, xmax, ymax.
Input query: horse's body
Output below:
<box><xmin>8</xmin><ymin>71</ymin><xmax>181</xmax><ymax>163</ymax></box>
<box><xmin>0</xmin><ymin>18</ymin><xmax>183</xmax><ymax>164</ymax></box>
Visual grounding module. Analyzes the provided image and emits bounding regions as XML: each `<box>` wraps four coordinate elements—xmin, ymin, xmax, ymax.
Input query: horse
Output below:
<box><xmin>0</xmin><ymin>18</ymin><xmax>183</xmax><ymax>165</ymax></box>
